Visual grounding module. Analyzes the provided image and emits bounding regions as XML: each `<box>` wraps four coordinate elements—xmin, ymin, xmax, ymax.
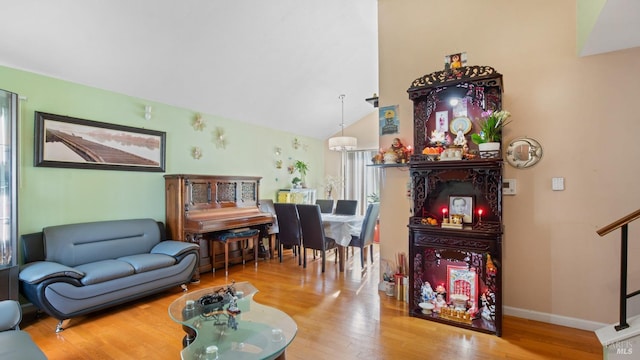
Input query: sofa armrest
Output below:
<box><xmin>19</xmin><ymin>261</ymin><xmax>85</xmax><ymax>285</ymax></box>
<box><xmin>0</xmin><ymin>300</ymin><xmax>21</xmax><ymax>331</ymax></box>
<box><xmin>151</xmin><ymin>240</ymin><xmax>199</xmax><ymax>258</ymax></box>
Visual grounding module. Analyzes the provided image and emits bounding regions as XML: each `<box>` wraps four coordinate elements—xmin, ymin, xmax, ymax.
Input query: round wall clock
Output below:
<box><xmin>449</xmin><ymin>116</ymin><xmax>472</xmax><ymax>134</ymax></box>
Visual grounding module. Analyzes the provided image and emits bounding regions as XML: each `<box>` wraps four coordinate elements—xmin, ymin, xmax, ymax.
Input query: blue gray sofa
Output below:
<box><xmin>0</xmin><ymin>300</ymin><xmax>47</xmax><ymax>359</ymax></box>
<box><xmin>19</xmin><ymin>218</ymin><xmax>199</xmax><ymax>332</ymax></box>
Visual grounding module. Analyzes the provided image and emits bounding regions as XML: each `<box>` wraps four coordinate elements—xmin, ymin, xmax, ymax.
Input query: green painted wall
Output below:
<box><xmin>576</xmin><ymin>0</ymin><xmax>607</xmax><ymax>55</ymax></box>
<box><xmin>0</xmin><ymin>65</ymin><xmax>323</xmax><ymax>236</ymax></box>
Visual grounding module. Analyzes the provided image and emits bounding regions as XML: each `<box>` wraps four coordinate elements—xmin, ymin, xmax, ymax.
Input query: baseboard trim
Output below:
<box><xmin>504</xmin><ymin>306</ymin><xmax>607</xmax><ymax>332</ymax></box>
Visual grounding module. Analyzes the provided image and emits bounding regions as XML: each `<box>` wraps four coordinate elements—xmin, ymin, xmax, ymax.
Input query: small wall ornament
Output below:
<box><xmin>191</xmin><ymin>146</ymin><xmax>203</xmax><ymax>160</ymax></box>
<box><xmin>213</xmin><ymin>127</ymin><xmax>227</xmax><ymax>149</ymax></box>
<box><xmin>192</xmin><ymin>113</ymin><xmax>206</xmax><ymax>131</ymax></box>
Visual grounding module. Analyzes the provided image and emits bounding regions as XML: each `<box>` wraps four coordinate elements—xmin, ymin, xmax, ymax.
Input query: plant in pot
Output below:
<box><xmin>471</xmin><ymin>110</ymin><xmax>512</xmax><ymax>152</ymax></box>
<box><xmin>291</xmin><ymin>177</ymin><xmax>303</xmax><ymax>188</ymax></box>
<box><xmin>293</xmin><ymin>160</ymin><xmax>309</xmax><ymax>187</ymax></box>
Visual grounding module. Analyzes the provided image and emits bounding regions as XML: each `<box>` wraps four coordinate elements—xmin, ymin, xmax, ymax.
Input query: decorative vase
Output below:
<box><xmin>478</xmin><ymin>142</ymin><xmax>501</xmax><ymax>159</ymax></box>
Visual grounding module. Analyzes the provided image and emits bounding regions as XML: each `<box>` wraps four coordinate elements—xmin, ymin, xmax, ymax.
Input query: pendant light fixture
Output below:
<box><xmin>328</xmin><ymin>94</ymin><xmax>357</xmax><ymax>151</ymax></box>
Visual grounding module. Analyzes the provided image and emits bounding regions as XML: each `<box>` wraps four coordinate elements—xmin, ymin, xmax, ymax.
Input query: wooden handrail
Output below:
<box><xmin>597</xmin><ymin>209</ymin><xmax>640</xmax><ymax>237</ymax></box>
<box><xmin>597</xmin><ymin>208</ymin><xmax>640</xmax><ymax>331</ymax></box>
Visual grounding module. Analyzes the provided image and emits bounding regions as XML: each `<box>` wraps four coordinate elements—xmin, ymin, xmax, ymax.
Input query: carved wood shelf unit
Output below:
<box><xmin>407</xmin><ymin>66</ymin><xmax>504</xmax><ymax>336</ymax></box>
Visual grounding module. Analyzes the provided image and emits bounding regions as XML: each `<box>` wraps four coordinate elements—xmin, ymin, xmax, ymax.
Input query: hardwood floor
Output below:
<box><xmin>21</xmin><ymin>245</ymin><xmax>602</xmax><ymax>359</ymax></box>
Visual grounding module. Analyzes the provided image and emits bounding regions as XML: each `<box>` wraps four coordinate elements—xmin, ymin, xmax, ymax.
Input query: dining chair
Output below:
<box><xmin>334</xmin><ymin>200</ymin><xmax>358</xmax><ymax>215</ymax></box>
<box><xmin>349</xmin><ymin>202</ymin><xmax>380</xmax><ymax>268</ymax></box>
<box><xmin>296</xmin><ymin>204</ymin><xmax>338</xmax><ymax>273</ymax></box>
<box><xmin>315</xmin><ymin>199</ymin><xmax>334</xmax><ymax>214</ymax></box>
<box><xmin>259</xmin><ymin>199</ymin><xmax>279</xmax><ymax>259</ymax></box>
<box><xmin>273</xmin><ymin>203</ymin><xmax>302</xmax><ymax>265</ymax></box>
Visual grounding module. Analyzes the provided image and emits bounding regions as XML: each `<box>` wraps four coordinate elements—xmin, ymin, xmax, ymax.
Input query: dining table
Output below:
<box><xmin>321</xmin><ymin>213</ymin><xmax>364</xmax><ymax>272</ymax></box>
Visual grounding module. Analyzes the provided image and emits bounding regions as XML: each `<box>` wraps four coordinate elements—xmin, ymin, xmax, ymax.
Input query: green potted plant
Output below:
<box><xmin>471</xmin><ymin>110</ymin><xmax>512</xmax><ymax>152</ymax></box>
<box><xmin>293</xmin><ymin>160</ymin><xmax>309</xmax><ymax>187</ymax></box>
<box><xmin>291</xmin><ymin>176</ymin><xmax>302</xmax><ymax>188</ymax></box>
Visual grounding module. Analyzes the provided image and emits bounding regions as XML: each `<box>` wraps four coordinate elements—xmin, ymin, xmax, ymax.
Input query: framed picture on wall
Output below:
<box><xmin>444</xmin><ymin>52</ymin><xmax>467</xmax><ymax>70</ymax></box>
<box><xmin>34</xmin><ymin>112</ymin><xmax>166</xmax><ymax>172</ymax></box>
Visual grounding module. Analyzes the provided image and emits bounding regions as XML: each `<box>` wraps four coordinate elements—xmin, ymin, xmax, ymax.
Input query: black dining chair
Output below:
<box><xmin>296</xmin><ymin>204</ymin><xmax>338</xmax><ymax>273</ymax></box>
<box><xmin>315</xmin><ymin>199</ymin><xmax>334</xmax><ymax>214</ymax></box>
<box><xmin>259</xmin><ymin>199</ymin><xmax>279</xmax><ymax>259</ymax></box>
<box><xmin>349</xmin><ymin>202</ymin><xmax>380</xmax><ymax>268</ymax></box>
<box><xmin>273</xmin><ymin>203</ymin><xmax>302</xmax><ymax>265</ymax></box>
<box><xmin>334</xmin><ymin>200</ymin><xmax>358</xmax><ymax>215</ymax></box>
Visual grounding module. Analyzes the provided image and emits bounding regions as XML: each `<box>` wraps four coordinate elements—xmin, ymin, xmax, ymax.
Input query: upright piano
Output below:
<box><xmin>164</xmin><ymin>174</ymin><xmax>274</xmax><ymax>274</ymax></box>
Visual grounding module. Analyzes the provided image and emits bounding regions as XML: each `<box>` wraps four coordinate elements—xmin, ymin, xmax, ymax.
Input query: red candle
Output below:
<box><xmin>442</xmin><ymin>208</ymin><xmax>448</xmax><ymax>218</ymax></box>
<box><xmin>478</xmin><ymin>209</ymin><xmax>483</xmax><ymax>216</ymax></box>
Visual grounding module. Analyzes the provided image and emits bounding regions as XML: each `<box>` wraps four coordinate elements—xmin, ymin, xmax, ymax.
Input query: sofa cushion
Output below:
<box><xmin>43</xmin><ymin>218</ymin><xmax>161</xmax><ymax>267</ymax></box>
<box><xmin>118</xmin><ymin>254</ymin><xmax>175</xmax><ymax>274</ymax></box>
<box><xmin>74</xmin><ymin>260</ymin><xmax>134</xmax><ymax>286</ymax></box>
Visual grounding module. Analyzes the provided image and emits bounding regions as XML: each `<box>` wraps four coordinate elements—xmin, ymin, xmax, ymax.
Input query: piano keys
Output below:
<box><xmin>164</xmin><ymin>174</ymin><xmax>274</xmax><ymax>274</ymax></box>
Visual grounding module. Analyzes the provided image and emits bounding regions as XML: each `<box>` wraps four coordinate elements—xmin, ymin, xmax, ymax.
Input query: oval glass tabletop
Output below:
<box><xmin>168</xmin><ymin>282</ymin><xmax>298</xmax><ymax>360</ymax></box>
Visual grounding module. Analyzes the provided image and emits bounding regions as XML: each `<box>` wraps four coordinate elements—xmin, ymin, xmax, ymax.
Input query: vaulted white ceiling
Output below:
<box><xmin>0</xmin><ymin>1</ymin><xmax>636</xmax><ymax>141</ymax></box>
<box><xmin>579</xmin><ymin>0</ymin><xmax>640</xmax><ymax>56</ymax></box>
<box><xmin>0</xmin><ymin>1</ymin><xmax>378</xmax><ymax>140</ymax></box>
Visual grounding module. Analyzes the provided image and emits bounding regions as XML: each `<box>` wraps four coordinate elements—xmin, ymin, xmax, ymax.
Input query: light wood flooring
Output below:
<box><xmin>21</xmin><ymin>245</ymin><xmax>602</xmax><ymax>359</ymax></box>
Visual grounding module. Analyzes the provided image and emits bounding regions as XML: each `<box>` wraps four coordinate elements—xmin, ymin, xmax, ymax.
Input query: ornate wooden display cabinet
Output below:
<box><xmin>407</xmin><ymin>66</ymin><xmax>504</xmax><ymax>336</ymax></box>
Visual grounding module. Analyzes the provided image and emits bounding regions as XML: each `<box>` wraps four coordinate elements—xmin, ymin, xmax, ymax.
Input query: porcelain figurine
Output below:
<box><xmin>421</xmin><ymin>281</ymin><xmax>435</xmax><ymax>302</ymax></box>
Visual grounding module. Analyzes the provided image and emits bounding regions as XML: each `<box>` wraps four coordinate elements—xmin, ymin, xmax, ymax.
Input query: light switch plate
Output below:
<box><xmin>503</xmin><ymin>179</ymin><xmax>516</xmax><ymax>195</ymax></box>
<box><xmin>552</xmin><ymin>177</ymin><xmax>565</xmax><ymax>191</ymax></box>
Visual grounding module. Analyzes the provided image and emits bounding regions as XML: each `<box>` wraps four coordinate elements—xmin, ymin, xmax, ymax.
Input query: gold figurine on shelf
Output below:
<box><xmin>381</xmin><ymin>138</ymin><xmax>411</xmax><ymax>164</ymax></box>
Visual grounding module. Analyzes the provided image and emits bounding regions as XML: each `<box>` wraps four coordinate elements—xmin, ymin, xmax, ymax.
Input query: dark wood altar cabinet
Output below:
<box><xmin>407</xmin><ymin>66</ymin><xmax>504</xmax><ymax>336</ymax></box>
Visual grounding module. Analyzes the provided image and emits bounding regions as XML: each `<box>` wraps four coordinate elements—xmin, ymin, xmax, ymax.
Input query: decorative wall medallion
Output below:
<box><xmin>192</xmin><ymin>113</ymin><xmax>206</xmax><ymax>131</ymax></box>
<box><xmin>213</xmin><ymin>127</ymin><xmax>227</xmax><ymax>149</ymax></box>
<box><xmin>191</xmin><ymin>146</ymin><xmax>202</xmax><ymax>159</ymax></box>
<box><xmin>505</xmin><ymin>137</ymin><xmax>542</xmax><ymax>168</ymax></box>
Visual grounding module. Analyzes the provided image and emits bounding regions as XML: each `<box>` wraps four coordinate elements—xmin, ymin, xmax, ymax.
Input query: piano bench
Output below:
<box><xmin>213</xmin><ymin>229</ymin><xmax>260</xmax><ymax>276</ymax></box>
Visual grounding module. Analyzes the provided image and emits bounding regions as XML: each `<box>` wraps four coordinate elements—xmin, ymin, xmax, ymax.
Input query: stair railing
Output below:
<box><xmin>597</xmin><ymin>209</ymin><xmax>640</xmax><ymax>331</ymax></box>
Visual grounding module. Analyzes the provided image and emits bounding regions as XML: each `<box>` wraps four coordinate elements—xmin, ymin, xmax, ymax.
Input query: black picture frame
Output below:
<box><xmin>34</xmin><ymin>112</ymin><xmax>166</xmax><ymax>172</ymax></box>
<box><xmin>449</xmin><ymin>195</ymin><xmax>474</xmax><ymax>224</ymax></box>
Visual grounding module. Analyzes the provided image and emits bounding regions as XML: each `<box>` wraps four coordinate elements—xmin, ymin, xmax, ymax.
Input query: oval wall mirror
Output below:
<box><xmin>505</xmin><ymin>137</ymin><xmax>543</xmax><ymax>168</ymax></box>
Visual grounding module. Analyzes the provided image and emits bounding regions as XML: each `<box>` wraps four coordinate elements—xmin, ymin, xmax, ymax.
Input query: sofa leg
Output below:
<box><xmin>181</xmin><ymin>284</ymin><xmax>188</xmax><ymax>292</ymax></box>
<box><xmin>56</xmin><ymin>319</ymin><xmax>71</xmax><ymax>333</ymax></box>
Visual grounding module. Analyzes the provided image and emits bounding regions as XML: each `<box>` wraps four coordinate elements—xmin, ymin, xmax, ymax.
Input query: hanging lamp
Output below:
<box><xmin>328</xmin><ymin>94</ymin><xmax>357</xmax><ymax>151</ymax></box>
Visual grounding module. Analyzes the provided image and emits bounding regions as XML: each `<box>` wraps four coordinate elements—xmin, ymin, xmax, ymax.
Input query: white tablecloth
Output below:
<box><xmin>321</xmin><ymin>214</ymin><xmax>364</xmax><ymax>246</ymax></box>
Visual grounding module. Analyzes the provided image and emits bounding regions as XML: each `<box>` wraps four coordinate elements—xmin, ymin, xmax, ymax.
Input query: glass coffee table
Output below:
<box><xmin>168</xmin><ymin>281</ymin><xmax>297</xmax><ymax>360</ymax></box>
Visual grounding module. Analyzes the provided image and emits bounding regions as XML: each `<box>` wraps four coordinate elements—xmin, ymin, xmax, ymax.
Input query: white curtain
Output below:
<box><xmin>343</xmin><ymin>150</ymin><xmax>381</xmax><ymax>215</ymax></box>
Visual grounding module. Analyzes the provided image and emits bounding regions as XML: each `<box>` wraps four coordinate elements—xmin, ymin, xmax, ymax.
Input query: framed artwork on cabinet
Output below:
<box><xmin>34</xmin><ymin>112</ymin><xmax>166</xmax><ymax>172</ymax></box>
<box><xmin>435</xmin><ymin>111</ymin><xmax>448</xmax><ymax>133</ymax></box>
<box><xmin>447</xmin><ymin>265</ymin><xmax>478</xmax><ymax>305</ymax></box>
<box><xmin>449</xmin><ymin>195</ymin><xmax>473</xmax><ymax>223</ymax></box>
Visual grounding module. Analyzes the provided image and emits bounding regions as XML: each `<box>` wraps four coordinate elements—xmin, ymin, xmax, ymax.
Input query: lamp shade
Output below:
<box><xmin>328</xmin><ymin>136</ymin><xmax>357</xmax><ymax>151</ymax></box>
